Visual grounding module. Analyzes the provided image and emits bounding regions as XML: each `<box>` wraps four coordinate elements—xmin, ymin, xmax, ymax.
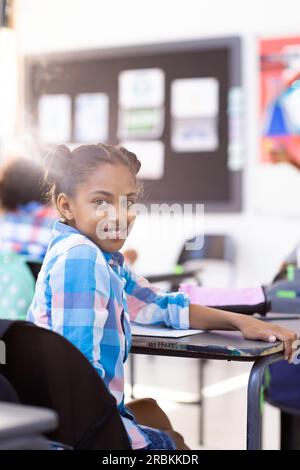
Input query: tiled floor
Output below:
<box><xmin>124</xmin><ymin>355</ymin><xmax>281</xmax><ymax>450</ymax></box>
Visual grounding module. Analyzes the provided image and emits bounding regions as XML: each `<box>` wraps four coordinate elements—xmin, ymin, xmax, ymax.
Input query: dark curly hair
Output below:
<box><xmin>44</xmin><ymin>143</ymin><xmax>142</xmax><ymax>206</ymax></box>
<box><xmin>0</xmin><ymin>158</ymin><xmax>47</xmax><ymax>211</ymax></box>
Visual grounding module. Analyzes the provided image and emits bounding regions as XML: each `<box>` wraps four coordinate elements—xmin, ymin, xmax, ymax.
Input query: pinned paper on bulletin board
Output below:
<box><xmin>74</xmin><ymin>93</ymin><xmax>109</xmax><ymax>143</ymax></box>
<box><xmin>122</xmin><ymin>140</ymin><xmax>164</xmax><ymax>180</ymax></box>
<box><xmin>118</xmin><ymin>68</ymin><xmax>165</xmax><ymax>139</ymax></box>
<box><xmin>171</xmin><ymin>77</ymin><xmax>219</xmax><ymax>152</ymax></box>
<box><xmin>227</xmin><ymin>86</ymin><xmax>244</xmax><ymax>171</ymax></box>
<box><xmin>38</xmin><ymin>94</ymin><xmax>71</xmax><ymax>144</ymax></box>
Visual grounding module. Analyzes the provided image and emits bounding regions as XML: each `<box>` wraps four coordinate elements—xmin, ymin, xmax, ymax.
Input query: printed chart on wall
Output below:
<box><xmin>258</xmin><ymin>36</ymin><xmax>300</xmax><ymax>215</ymax></box>
<box><xmin>25</xmin><ymin>37</ymin><xmax>243</xmax><ymax>211</ymax></box>
<box><xmin>118</xmin><ymin>68</ymin><xmax>165</xmax><ymax>180</ymax></box>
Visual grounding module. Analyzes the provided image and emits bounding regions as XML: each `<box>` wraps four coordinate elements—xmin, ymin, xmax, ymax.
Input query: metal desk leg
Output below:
<box><xmin>199</xmin><ymin>359</ymin><xmax>205</xmax><ymax>446</ymax></box>
<box><xmin>247</xmin><ymin>352</ymin><xmax>283</xmax><ymax>450</ymax></box>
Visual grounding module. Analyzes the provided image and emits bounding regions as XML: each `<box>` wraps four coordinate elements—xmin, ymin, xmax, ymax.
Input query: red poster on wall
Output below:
<box><xmin>260</xmin><ymin>36</ymin><xmax>300</xmax><ymax>169</ymax></box>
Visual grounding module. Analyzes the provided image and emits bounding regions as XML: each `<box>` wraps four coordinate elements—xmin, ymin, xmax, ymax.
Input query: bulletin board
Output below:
<box><xmin>25</xmin><ymin>37</ymin><xmax>243</xmax><ymax>211</ymax></box>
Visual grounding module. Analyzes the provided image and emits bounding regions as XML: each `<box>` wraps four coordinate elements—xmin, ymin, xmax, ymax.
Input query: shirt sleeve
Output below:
<box><xmin>48</xmin><ymin>243</ymin><xmax>110</xmax><ymax>378</ymax></box>
<box><xmin>123</xmin><ymin>263</ymin><xmax>190</xmax><ymax>330</ymax></box>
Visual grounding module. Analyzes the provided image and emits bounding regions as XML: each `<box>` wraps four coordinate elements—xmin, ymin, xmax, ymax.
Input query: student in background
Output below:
<box><xmin>0</xmin><ymin>158</ymin><xmax>56</xmax><ymax>320</ymax></box>
<box><xmin>0</xmin><ymin>158</ymin><xmax>55</xmax><ymax>264</ymax></box>
<box><xmin>27</xmin><ymin>143</ymin><xmax>297</xmax><ymax>450</ymax></box>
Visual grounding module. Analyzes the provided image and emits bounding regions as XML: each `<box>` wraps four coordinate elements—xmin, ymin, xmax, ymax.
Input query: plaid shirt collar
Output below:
<box><xmin>52</xmin><ymin>220</ymin><xmax>124</xmax><ymax>267</ymax></box>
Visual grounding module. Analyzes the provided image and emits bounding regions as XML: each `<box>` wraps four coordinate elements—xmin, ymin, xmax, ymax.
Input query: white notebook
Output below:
<box><xmin>131</xmin><ymin>323</ymin><xmax>203</xmax><ymax>338</ymax></box>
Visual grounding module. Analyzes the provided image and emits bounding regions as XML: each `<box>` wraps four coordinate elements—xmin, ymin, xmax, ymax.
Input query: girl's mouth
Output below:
<box><xmin>108</xmin><ymin>230</ymin><xmax>123</xmax><ymax>240</ymax></box>
<box><xmin>103</xmin><ymin>226</ymin><xmax>126</xmax><ymax>239</ymax></box>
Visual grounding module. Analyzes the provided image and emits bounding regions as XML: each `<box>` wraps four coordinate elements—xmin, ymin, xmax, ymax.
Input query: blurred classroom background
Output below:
<box><xmin>1</xmin><ymin>0</ymin><xmax>300</xmax><ymax>450</ymax></box>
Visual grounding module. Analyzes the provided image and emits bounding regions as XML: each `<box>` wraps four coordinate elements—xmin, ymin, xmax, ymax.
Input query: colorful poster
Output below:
<box><xmin>260</xmin><ymin>37</ymin><xmax>300</xmax><ymax>169</ymax></box>
<box><xmin>257</xmin><ymin>36</ymin><xmax>300</xmax><ymax>215</ymax></box>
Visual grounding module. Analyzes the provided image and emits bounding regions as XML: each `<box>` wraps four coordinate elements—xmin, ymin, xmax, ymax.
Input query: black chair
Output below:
<box><xmin>129</xmin><ymin>234</ymin><xmax>236</xmax><ymax>446</ymax></box>
<box><xmin>141</xmin><ymin>234</ymin><xmax>235</xmax><ymax>290</ymax></box>
<box><xmin>177</xmin><ymin>233</ymin><xmax>235</xmax><ymax>264</ymax></box>
<box><xmin>175</xmin><ymin>233</ymin><xmax>236</xmax><ymax>288</ymax></box>
<box><xmin>0</xmin><ymin>320</ymin><xmax>131</xmax><ymax>450</ymax></box>
<box><xmin>26</xmin><ymin>261</ymin><xmax>43</xmax><ymax>281</ymax></box>
<box><xmin>265</xmin><ymin>359</ymin><xmax>300</xmax><ymax>450</ymax></box>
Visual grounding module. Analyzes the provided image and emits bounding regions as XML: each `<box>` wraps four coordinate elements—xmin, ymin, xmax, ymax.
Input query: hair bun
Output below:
<box><xmin>128</xmin><ymin>151</ymin><xmax>141</xmax><ymax>175</ymax></box>
<box><xmin>44</xmin><ymin>145</ymin><xmax>71</xmax><ymax>181</ymax></box>
<box><xmin>117</xmin><ymin>146</ymin><xmax>141</xmax><ymax>175</ymax></box>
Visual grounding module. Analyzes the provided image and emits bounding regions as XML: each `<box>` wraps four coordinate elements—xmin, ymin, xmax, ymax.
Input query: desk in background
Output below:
<box><xmin>0</xmin><ymin>401</ymin><xmax>58</xmax><ymax>450</ymax></box>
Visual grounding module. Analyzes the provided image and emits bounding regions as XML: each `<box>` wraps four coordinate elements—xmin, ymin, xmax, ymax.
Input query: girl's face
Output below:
<box><xmin>58</xmin><ymin>162</ymin><xmax>138</xmax><ymax>252</ymax></box>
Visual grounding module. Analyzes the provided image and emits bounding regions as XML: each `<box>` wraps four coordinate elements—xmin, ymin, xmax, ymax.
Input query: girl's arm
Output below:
<box><xmin>124</xmin><ymin>265</ymin><xmax>190</xmax><ymax>330</ymax></box>
<box><xmin>123</xmin><ymin>264</ymin><xmax>298</xmax><ymax>362</ymax></box>
<box><xmin>189</xmin><ymin>303</ymin><xmax>298</xmax><ymax>362</ymax></box>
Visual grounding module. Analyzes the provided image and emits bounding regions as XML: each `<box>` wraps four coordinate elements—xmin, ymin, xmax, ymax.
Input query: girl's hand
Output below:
<box><xmin>188</xmin><ymin>304</ymin><xmax>298</xmax><ymax>362</ymax></box>
<box><xmin>238</xmin><ymin>317</ymin><xmax>298</xmax><ymax>363</ymax></box>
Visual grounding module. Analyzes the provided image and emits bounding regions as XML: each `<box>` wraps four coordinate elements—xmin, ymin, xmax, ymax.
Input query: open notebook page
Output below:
<box><xmin>131</xmin><ymin>323</ymin><xmax>204</xmax><ymax>338</ymax></box>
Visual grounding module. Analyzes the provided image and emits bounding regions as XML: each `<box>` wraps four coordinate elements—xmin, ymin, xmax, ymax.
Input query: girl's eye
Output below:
<box><xmin>127</xmin><ymin>200</ymin><xmax>136</xmax><ymax>208</ymax></box>
<box><xmin>95</xmin><ymin>200</ymin><xmax>108</xmax><ymax>206</ymax></box>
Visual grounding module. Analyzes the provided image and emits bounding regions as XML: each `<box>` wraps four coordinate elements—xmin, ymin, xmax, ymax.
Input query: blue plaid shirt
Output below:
<box><xmin>27</xmin><ymin>221</ymin><xmax>190</xmax><ymax>449</ymax></box>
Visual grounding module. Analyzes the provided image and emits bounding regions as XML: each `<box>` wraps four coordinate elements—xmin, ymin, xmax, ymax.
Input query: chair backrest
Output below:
<box><xmin>177</xmin><ymin>234</ymin><xmax>235</xmax><ymax>265</ymax></box>
<box><xmin>26</xmin><ymin>261</ymin><xmax>43</xmax><ymax>281</ymax></box>
<box><xmin>0</xmin><ymin>320</ymin><xmax>131</xmax><ymax>450</ymax></box>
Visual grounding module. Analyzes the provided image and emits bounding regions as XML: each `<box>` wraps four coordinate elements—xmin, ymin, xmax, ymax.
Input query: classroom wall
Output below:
<box><xmin>14</xmin><ymin>0</ymin><xmax>300</xmax><ymax>54</ymax></box>
<box><xmin>14</xmin><ymin>0</ymin><xmax>300</xmax><ymax>285</ymax></box>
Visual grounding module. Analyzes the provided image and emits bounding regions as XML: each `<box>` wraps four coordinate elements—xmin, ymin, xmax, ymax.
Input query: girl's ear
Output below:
<box><xmin>56</xmin><ymin>193</ymin><xmax>74</xmax><ymax>222</ymax></box>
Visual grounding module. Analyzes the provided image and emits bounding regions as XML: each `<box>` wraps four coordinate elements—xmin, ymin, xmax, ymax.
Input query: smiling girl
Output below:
<box><xmin>27</xmin><ymin>143</ymin><xmax>297</xmax><ymax>450</ymax></box>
